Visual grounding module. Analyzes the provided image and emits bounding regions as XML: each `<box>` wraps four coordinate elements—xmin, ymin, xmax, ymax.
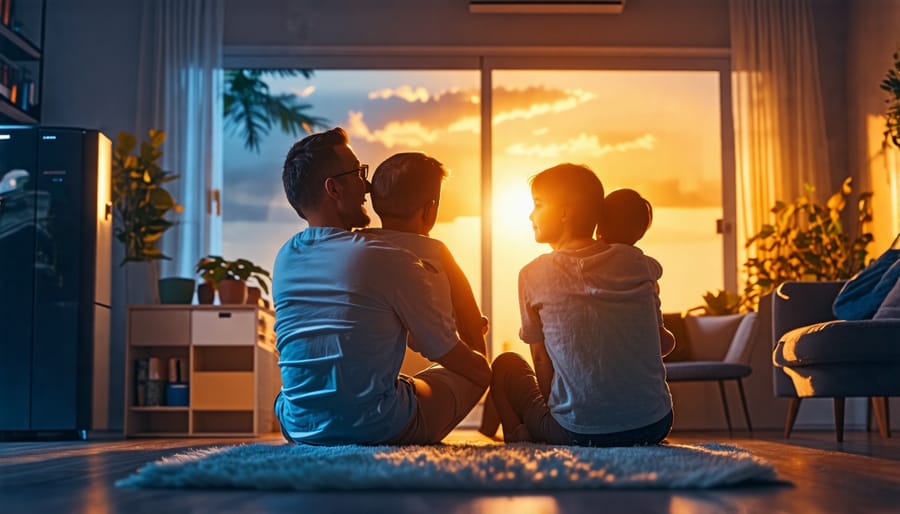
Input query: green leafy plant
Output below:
<box><xmin>740</xmin><ymin>177</ymin><xmax>873</xmax><ymax>310</ymax></box>
<box><xmin>111</xmin><ymin>130</ymin><xmax>182</xmax><ymax>264</ymax></box>
<box><xmin>687</xmin><ymin>289</ymin><xmax>743</xmax><ymax>316</ymax></box>
<box><xmin>224</xmin><ymin>69</ymin><xmax>329</xmax><ymax>153</ymax></box>
<box><xmin>881</xmin><ymin>49</ymin><xmax>900</xmax><ymax>149</ymax></box>
<box><xmin>195</xmin><ymin>255</ymin><xmax>271</xmax><ymax>295</ymax></box>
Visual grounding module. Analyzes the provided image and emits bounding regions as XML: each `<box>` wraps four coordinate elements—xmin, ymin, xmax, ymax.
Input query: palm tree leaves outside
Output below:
<box><xmin>224</xmin><ymin>69</ymin><xmax>329</xmax><ymax>153</ymax></box>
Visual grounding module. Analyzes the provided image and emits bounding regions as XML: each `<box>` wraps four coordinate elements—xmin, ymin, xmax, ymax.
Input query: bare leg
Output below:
<box><xmin>478</xmin><ymin>392</ymin><xmax>501</xmax><ymax>437</ymax></box>
<box><xmin>490</xmin><ymin>352</ymin><xmax>537</xmax><ymax>442</ymax></box>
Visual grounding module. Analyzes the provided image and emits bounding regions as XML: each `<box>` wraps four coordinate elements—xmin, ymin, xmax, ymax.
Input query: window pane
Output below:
<box><xmin>491</xmin><ymin>70</ymin><xmax>723</xmax><ymax>359</ymax></box>
<box><xmin>222</xmin><ymin>70</ymin><xmax>482</xmax><ymax>301</ymax></box>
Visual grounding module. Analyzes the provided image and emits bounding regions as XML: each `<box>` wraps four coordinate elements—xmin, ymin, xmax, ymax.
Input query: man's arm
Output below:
<box><xmin>439</xmin><ymin>244</ymin><xmax>487</xmax><ymax>355</ymax></box>
<box><xmin>435</xmin><ymin>341</ymin><xmax>491</xmax><ymax>388</ymax></box>
<box><xmin>530</xmin><ymin>342</ymin><xmax>554</xmax><ymax>400</ymax></box>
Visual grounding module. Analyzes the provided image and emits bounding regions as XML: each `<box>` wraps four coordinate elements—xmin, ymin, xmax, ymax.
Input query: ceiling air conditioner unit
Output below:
<box><xmin>469</xmin><ymin>1</ymin><xmax>626</xmax><ymax>14</ymax></box>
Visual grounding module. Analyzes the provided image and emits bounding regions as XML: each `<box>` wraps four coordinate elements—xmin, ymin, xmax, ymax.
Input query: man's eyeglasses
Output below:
<box><xmin>330</xmin><ymin>164</ymin><xmax>368</xmax><ymax>181</ymax></box>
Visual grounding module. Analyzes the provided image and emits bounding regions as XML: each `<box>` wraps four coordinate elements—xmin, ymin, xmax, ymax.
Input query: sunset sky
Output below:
<box><xmin>223</xmin><ymin>69</ymin><xmax>725</xmax><ymax>358</ymax></box>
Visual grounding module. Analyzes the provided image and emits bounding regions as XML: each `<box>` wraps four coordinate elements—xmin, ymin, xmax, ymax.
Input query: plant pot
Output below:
<box><xmin>218</xmin><ymin>279</ymin><xmax>247</xmax><ymax>304</ymax></box>
<box><xmin>197</xmin><ymin>282</ymin><xmax>215</xmax><ymax>304</ymax></box>
<box><xmin>246</xmin><ymin>286</ymin><xmax>262</xmax><ymax>306</ymax></box>
<box><xmin>158</xmin><ymin>277</ymin><xmax>196</xmax><ymax>304</ymax></box>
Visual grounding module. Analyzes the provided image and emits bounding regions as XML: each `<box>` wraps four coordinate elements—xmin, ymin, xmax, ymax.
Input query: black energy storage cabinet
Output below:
<box><xmin>0</xmin><ymin>126</ymin><xmax>111</xmax><ymax>439</ymax></box>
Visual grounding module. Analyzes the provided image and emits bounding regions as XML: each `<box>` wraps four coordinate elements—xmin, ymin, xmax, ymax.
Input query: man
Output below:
<box><xmin>273</xmin><ymin>127</ymin><xmax>491</xmax><ymax>445</ymax></box>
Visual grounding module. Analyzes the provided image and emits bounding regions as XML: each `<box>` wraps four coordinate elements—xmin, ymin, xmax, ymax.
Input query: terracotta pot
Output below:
<box><xmin>245</xmin><ymin>286</ymin><xmax>262</xmax><ymax>306</ymax></box>
<box><xmin>218</xmin><ymin>279</ymin><xmax>247</xmax><ymax>304</ymax></box>
<box><xmin>197</xmin><ymin>282</ymin><xmax>215</xmax><ymax>304</ymax></box>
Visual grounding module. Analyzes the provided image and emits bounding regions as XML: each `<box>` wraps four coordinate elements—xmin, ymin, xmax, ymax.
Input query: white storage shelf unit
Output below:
<box><xmin>124</xmin><ymin>305</ymin><xmax>280</xmax><ymax>437</ymax></box>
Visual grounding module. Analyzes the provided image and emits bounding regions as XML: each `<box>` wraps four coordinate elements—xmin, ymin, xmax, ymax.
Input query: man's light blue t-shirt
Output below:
<box><xmin>272</xmin><ymin>227</ymin><xmax>458</xmax><ymax>445</ymax></box>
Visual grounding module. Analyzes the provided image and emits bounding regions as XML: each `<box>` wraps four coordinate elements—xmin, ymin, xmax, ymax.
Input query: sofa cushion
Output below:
<box><xmin>832</xmin><ymin>249</ymin><xmax>900</xmax><ymax>320</ymax></box>
<box><xmin>773</xmin><ymin>319</ymin><xmax>900</xmax><ymax>367</ymax></box>
<box><xmin>665</xmin><ymin>361</ymin><xmax>751</xmax><ymax>381</ymax></box>
<box><xmin>682</xmin><ymin>313</ymin><xmax>745</xmax><ymax>361</ymax></box>
<box><xmin>873</xmin><ymin>272</ymin><xmax>900</xmax><ymax>319</ymax></box>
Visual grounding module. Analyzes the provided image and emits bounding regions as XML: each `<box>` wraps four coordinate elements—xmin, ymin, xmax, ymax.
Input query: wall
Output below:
<box><xmin>848</xmin><ymin>0</ymin><xmax>900</xmax><ymax>254</ymax></box>
<box><xmin>223</xmin><ymin>0</ymin><xmax>730</xmax><ymax>49</ymax></box>
<box><xmin>814</xmin><ymin>0</ymin><xmax>851</xmax><ymax>195</ymax></box>
<box><xmin>42</xmin><ymin>0</ymin><xmax>141</xmax><ymax>135</ymax></box>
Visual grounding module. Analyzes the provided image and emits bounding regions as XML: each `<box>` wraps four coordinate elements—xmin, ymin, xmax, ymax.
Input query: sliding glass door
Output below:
<box><xmin>220</xmin><ymin>54</ymin><xmax>735</xmax><ymax>360</ymax></box>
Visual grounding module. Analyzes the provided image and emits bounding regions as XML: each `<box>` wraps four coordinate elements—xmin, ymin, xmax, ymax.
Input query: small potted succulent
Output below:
<box><xmin>195</xmin><ymin>255</ymin><xmax>271</xmax><ymax>305</ymax></box>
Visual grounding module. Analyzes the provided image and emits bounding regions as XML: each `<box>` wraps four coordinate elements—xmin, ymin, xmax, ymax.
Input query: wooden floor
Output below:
<box><xmin>2</xmin><ymin>428</ymin><xmax>900</xmax><ymax>514</ymax></box>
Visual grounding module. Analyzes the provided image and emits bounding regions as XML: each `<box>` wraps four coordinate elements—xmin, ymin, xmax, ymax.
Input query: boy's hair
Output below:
<box><xmin>530</xmin><ymin>163</ymin><xmax>605</xmax><ymax>238</ymax></box>
<box><xmin>597</xmin><ymin>188</ymin><xmax>653</xmax><ymax>245</ymax></box>
<box><xmin>282</xmin><ymin>127</ymin><xmax>349</xmax><ymax>219</ymax></box>
<box><xmin>371</xmin><ymin>152</ymin><xmax>448</xmax><ymax>219</ymax></box>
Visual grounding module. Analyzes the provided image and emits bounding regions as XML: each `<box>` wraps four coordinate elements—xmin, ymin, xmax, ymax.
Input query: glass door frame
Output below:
<box><xmin>224</xmin><ymin>46</ymin><xmax>737</xmax><ymax>355</ymax></box>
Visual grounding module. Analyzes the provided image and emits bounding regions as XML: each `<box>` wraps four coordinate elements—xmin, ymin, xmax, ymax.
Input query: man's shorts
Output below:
<box><xmin>384</xmin><ymin>364</ymin><xmax>486</xmax><ymax>445</ymax></box>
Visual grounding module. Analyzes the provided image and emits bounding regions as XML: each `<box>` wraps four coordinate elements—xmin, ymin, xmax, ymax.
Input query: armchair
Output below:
<box><xmin>665</xmin><ymin>312</ymin><xmax>759</xmax><ymax>433</ymax></box>
<box><xmin>771</xmin><ymin>281</ymin><xmax>900</xmax><ymax>442</ymax></box>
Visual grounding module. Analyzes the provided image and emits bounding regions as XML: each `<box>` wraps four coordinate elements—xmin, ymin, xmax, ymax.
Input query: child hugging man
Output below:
<box><xmin>490</xmin><ymin>164</ymin><xmax>674</xmax><ymax>446</ymax></box>
<box><xmin>366</xmin><ymin>151</ymin><xmax>489</xmax><ymax>386</ymax></box>
<box><xmin>597</xmin><ymin>188</ymin><xmax>676</xmax><ymax>357</ymax></box>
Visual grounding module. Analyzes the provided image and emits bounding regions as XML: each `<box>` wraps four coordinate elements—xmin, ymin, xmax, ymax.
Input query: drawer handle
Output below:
<box><xmin>218</xmin><ymin>312</ymin><xmax>232</xmax><ymax>318</ymax></box>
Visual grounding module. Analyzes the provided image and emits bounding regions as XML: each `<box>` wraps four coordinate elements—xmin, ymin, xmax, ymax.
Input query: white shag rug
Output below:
<box><xmin>116</xmin><ymin>442</ymin><xmax>780</xmax><ymax>490</ymax></box>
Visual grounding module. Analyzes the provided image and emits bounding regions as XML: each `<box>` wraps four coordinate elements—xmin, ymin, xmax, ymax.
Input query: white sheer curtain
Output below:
<box><xmin>135</xmin><ymin>0</ymin><xmax>224</xmax><ymax>279</ymax></box>
<box><xmin>729</xmin><ymin>0</ymin><xmax>832</xmax><ymax>246</ymax></box>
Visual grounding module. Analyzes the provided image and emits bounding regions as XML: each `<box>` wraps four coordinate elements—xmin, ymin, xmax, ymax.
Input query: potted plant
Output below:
<box><xmin>195</xmin><ymin>255</ymin><xmax>271</xmax><ymax>305</ymax></box>
<box><xmin>112</xmin><ymin>129</ymin><xmax>184</xmax><ymax>303</ymax></box>
<box><xmin>740</xmin><ymin>177</ymin><xmax>873</xmax><ymax>311</ymax></box>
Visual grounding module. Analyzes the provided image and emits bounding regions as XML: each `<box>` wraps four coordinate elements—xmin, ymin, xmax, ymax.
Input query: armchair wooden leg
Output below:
<box><xmin>834</xmin><ymin>397</ymin><xmax>845</xmax><ymax>443</ymax></box>
<box><xmin>871</xmin><ymin>397</ymin><xmax>891</xmax><ymax>438</ymax></box>
<box><xmin>736</xmin><ymin>379</ymin><xmax>753</xmax><ymax>433</ymax></box>
<box><xmin>784</xmin><ymin>398</ymin><xmax>801</xmax><ymax>438</ymax></box>
<box><xmin>717</xmin><ymin>381</ymin><xmax>733</xmax><ymax>434</ymax></box>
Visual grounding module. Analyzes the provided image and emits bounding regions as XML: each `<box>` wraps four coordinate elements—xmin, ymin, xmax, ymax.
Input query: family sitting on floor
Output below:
<box><xmin>272</xmin><ymin>127</ymin><xmax>675</xmax><ymax>447</ymax></box>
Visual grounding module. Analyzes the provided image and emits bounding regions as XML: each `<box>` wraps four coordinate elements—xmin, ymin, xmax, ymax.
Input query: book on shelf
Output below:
<box><xmin>1</xmin><ymin>0</ymin><xmax>11</xmax><ymax>27</ymax></box>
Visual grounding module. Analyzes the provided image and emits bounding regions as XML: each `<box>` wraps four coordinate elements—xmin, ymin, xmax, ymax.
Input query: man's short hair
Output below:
<box><xmin>371</xmin><ymin>152</ymin><xmax>448</xmax><ymax>219</ymax></box>
<box><xmin>598</xmin><ymin>188</ymin><xmax>653</xmax><ymax>245</ymax></box>
<box><xmin>530</xmin><ymin>163</ymin><xmax>605</xmax><ymax>238</ymax></box>
<box><xmin>282</xmin><ymin>127</ymin><xmax>349</xmax><ymax>218</ymax></box>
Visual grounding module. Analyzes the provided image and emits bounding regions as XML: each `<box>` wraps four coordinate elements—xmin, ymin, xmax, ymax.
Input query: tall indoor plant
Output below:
<box><xmin>740</xmin><ymin>177</ymin><xmax>873</xmax><ymax>310</ymax></box>
<box><xmin>112</xmin><ymin>129</ymin><xmax>183</xmax><ymax>303</ymax></box>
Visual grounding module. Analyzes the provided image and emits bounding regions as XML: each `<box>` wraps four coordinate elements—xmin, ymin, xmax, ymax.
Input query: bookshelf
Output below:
<box><xmin>124</xmin><ymin>305</ymin><xmax>280</xmax><ymax>438</ymax></box>
<box><xmin>0</xmin><ymin>0</ymin><xmax>44</xmax><ymax>124</ymax></box>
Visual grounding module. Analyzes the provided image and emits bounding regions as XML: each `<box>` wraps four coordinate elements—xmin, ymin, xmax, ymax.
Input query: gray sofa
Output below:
<box><xmin>771</xmin><ymin>281</ymin><xmax>900</xmax><ymax>441</ymax></box>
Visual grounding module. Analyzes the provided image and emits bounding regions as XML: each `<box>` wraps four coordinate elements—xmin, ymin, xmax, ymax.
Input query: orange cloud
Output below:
<box><xmin>506</xmin><ymin>133</ymin><xmax>657</xmax><ymax>158</ymax></box>
<box><xmin>354</xmin><ymin>85</ymin><xmax>597</xmax><ymax>146</ymax></box>
<box><xmin>368</xmin><ymin>85</ymin><xmax>432</xmax><ymax>103</ymax></box>
<box><xmin>446</xmin><ymin>116</ymin><xmax>480</xmax><ymax>134</ymax></box>
<box><xmin>346</xmin><ymin>111</ymin><xmax>440</xmax><ymax>148</ymax></box>
<box><xmin>293</xmin><ymin>86</ymin><xmax>315</xmax><ymax>98</ymax></box>
<box><xmin>492</xmin><ymin>88</ymin><xmax>595</xmax><ymax>125</ymax></box>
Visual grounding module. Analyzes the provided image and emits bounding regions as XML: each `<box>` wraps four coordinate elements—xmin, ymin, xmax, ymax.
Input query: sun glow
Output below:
<box><xmin>492</xmin><ymin>181</ymin><xmax>535</xmax><ymax>237</ymax></box>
